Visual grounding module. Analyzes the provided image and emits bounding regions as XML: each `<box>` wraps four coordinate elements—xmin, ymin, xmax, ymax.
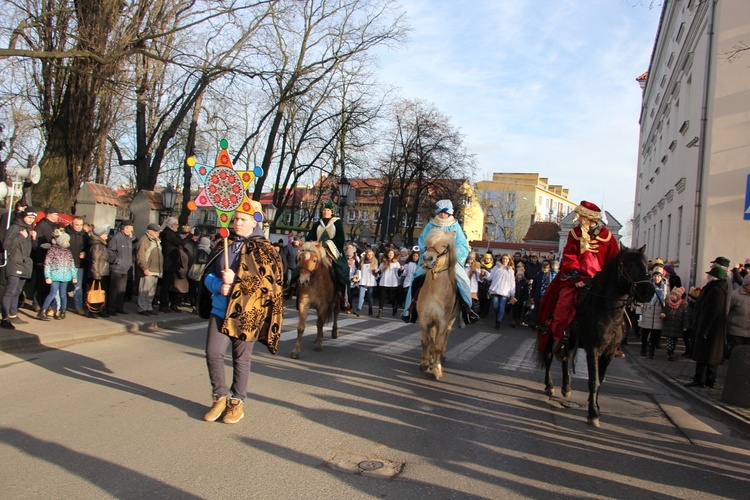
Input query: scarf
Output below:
<box><xmin>667</xmin><ymin>294</ymin><xmax>683</xmax><ymax>309</ymax></box>
<box><xmin>431</xmin><ymin>214</ymin><xmax>456</xmax><ymax>228</ymax></box>
<box><xmin>652</xmin><ymin>280</ymin><xmax>665</xmax><ymax>304</ymax></box>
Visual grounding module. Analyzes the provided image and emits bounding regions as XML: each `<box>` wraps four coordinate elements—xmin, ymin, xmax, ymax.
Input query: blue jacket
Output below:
<box><xmin>108</xmin><ymin>230</ymin><xmax>133</xmax><ymax>274</ymax></box>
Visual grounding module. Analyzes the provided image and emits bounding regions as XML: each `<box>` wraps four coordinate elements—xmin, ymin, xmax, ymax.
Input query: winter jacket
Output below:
<box><xmin>638</xmin><ymin>297</ymin><xmax>664</xmax><ymax>330</ymax></box>
<box><xmin>32</xmin><ymin>217</ymin><xmax>57</xmax><ymax>265</ymax></box>
<box><xmin>108</xmin><ymin>230</ymin><xmax>133</xmax><ymax>274</ymax></box>
<box><xmin>3</xmin><ymin>221</ymin><xmax>34</xmax><ymax>279</ymax></box>
<box><xmin>44</xmin><ymin>244</ymin><xmax>77</xmax><ymax>282</ymax></box>
<box><xmin>66</xmin><ymin>226</ymin><xmax>89</xmax><ymax>268</ymax></box>
<box><xmin>88</xmin><ymin>234</ymin><xmax>111</xmax><ymax>280</ymax></box>
<box><xmin>661</xmin><ymin>301</ymin><xmax>689</xmax><ymax>339</ymax></box>
<box><xmin>161</xmin><ymin>227</ymin><xmax>188</xmax><ymax>273</ymax></box>
<box><xmin>727</xmin><ymin>286</ymin><xmax>750</xmax><ymax>338</ymax></box>
<box><xmin>692</xmin><ymin>279</ymin><xmax>730</xmax><ymax>366</ymax></box>
<box><xmin>136</xmin><ymin>234</ymin><xmax>163</xmax><ymax>277</ymax></box>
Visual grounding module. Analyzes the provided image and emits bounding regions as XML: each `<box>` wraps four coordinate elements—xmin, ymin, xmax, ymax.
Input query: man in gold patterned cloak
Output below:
<box><xmin>202</xmin><ymin>200</ymin><xmax>284</xmax><ymax>424</ymax></box>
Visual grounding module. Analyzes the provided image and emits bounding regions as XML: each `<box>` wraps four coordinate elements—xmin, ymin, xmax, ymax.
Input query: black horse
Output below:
<box><xmin>537</xmin><ymin>245</ymin><xmax>654</xmax><ymax>427</ymax></box>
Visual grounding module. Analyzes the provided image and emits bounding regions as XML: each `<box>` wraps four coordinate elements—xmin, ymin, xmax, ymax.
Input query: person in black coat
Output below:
<box><xmin>159</xmin><ymin>217</ymin><xmax>189</xmax><ymax>312</ymax></box>
<box><xmin>31</xmin><ymin>206</ymin><xmax>61</xmax><ymax>310</ymax></box>
<box><xmin>66</xmin><ymin>216</ymin><xmax>89</xmax><ymax>314</ymax></box>
<box><xmin>1</xmin><ymin>208</ymin><xmax>37</xmax><ymax>329</ymax></box>
<box><xmin>685</xmin><ymin>266</ymin><xmax>730</xmax><ymax>388</ymax></box>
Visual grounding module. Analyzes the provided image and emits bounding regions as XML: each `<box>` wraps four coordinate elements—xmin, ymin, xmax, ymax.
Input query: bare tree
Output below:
<box><xmin>243</xmin><ymin>0</ymin><xmax>407</xmax><ymax>201</ymax></box>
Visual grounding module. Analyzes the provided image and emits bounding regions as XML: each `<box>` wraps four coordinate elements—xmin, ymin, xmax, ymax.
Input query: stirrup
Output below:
<box><xmin>402</xmin><ymin>303</ymin><xmax>417</xmax><ymax>324</ymax></box>
<box><xmin>552</xmin><ymin>339</ymin><xmax>569</xmax><ymax>362</ymax></box>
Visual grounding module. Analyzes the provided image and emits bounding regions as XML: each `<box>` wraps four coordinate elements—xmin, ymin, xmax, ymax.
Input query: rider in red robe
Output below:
<box><xmin>537</xmin><ymin>201</ymin><xmax>620</xmax><ymax>360</ymax></box>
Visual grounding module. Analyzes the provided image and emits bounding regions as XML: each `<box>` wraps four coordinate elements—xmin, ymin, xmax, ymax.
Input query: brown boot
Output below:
<box><xmin>222</xmin><ymin>398</ymin><xmax>245</xmax><ymax>424</ymax></box>
<box><xmin>203</xmin><ymin>396</ymin><xmax>227</xmax><ymax>422</ymax></box>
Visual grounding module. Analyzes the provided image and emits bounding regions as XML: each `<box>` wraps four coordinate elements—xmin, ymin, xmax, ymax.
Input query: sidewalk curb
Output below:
<box><xmin>625</xmin><ymin>345</ymin><xmax>750</xmax><ymax>438</ymax></box>
<box><xmin>0</xmin><ymin>315</ymin><xmax>205</xmax><ymax>352</ymax></box>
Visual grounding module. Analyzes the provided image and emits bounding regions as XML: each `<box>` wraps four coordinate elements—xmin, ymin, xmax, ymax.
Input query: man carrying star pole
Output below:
<box><xmin>201</xmin><ymin>200</ymin><xmax>284</xmax><ymax>424</ymax></box>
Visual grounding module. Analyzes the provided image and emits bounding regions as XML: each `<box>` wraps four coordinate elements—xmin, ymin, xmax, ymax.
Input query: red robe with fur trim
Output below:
<box><xmin>537</xmin><ymin>225</ymin><xmax>620</xmax><ymax>350</ymax></box>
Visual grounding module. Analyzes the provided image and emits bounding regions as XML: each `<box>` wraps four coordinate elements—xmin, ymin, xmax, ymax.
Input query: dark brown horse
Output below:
<box><xmin>538</xmin><ymin>245</ymin><xmax>654</xmax><ymax>427</ymax></box>
<box><xmin>291</xmin><ymin>242</ymin><xmax>340</xmax><ymax>359</ymax></box>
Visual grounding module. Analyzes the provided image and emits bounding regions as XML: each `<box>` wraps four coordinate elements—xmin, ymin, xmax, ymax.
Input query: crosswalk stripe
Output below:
<box><xmin>330</xmin><ymin>321</ymin><xmax>406</xmax><ymax>347</ymax></box>
<box><xmin>372</xmin><ymin>331</ymin><xmax>422</xmax><ymax>354</ymax></box>
<box><xmin>501</xmin><ymin>339</ymin><xmax>588</xmax><ymax>379</ymax></box>
<box><xmin>448</xmin><ymin>331</ymin><xmax>502</xmax><ymax>364</ymax></box>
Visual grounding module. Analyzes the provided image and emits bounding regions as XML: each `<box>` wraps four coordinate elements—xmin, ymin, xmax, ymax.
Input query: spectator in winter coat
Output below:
<box><xmin>686</xmin><ymin>266</ymin><xmax>730</xmax><ymax>388</ymax></box>
<box><xmin>66</xmin><ymin>216</ymin><xmax>89</xmax><ymax>314</ymax></box>
<box><xmin>511</xmin><ymin>269</ymin><xmax>530</xmax><ymax>327</ymax></box>
<box><xmin>661</xmin><ymin>286</ymin><xmax>689</xmax><ymax>361</ymax></box>
<box><xmin>639</xmin><ymin>268</ymin><xmax>667</xmax><ymax>359</ymax></box>
<box><xmin>107</xmin><ymin>220</ymin><xmax>134</xmax><ymax>315</ymax></box>
<box><xmin>280</xmin><ymin>236</ymin><xmax>301</xmax><ymax>286</ymax></box>
<box><xmin>0</xmin><ymin>208</ymin><xmax>37</xmax><ymax>330</ymax></box>
<box><xmin>31</xmin><ymin>206</ymin><xmax>61</xmax><ymax>310</ymax></box>
<box><xmin>529</xmin><ymin>260</ymin><xmax>556</xmax><ymax>328</ymax></box>
<box><xmin>87</xmin><ymin>226</ymin><xmax>112</xmax><ymax>318</ymax></box>
<box><xmin>135</xmin><ymin>223</ymin><xmax>163</xmax><ymax>315</ymax></box>
<box><xmin>726</xmin><ymin>274</ymin><xmax>750</xmax><ymax>354</ymax></box>
<box><xmin>38</xmin><ymin>233</ymin><xmax>77</xmax><ymax>321</ymax></box>
<box><xmin>160</xmin><ymin>217</ymin><xmax>189</xmax><ymax>312</ymax></box>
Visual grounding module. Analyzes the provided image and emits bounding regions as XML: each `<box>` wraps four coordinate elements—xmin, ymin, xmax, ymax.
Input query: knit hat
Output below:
<box><xmin>670</xmin><ymin>286</ymin><xmax>685</xmax><ymax>297</ymax></box>
<box><xmin>93</xmin><ymin>225</ymin><xmax>109</xmax><ymax>236</ymax></box>
<box><xmin>55</xmin><ymin>233</ymin><xmax>71</xmax><ymax>247</ymax></box>
<box><xmin>706</xmin><ymin>266</ymin><xmax>727</xmax><ymax>280</ymax></box>
<box><xmin>663</xmin><ymin>265</ymin><xmax>674</xmax><ymax>275</ymax></box>
<box><xmin>21</xmin><ymin>207</ymin><xmax>37</xmax><ymax>218</ymax></box>
<box><xmin>435</xmin><ymin>199</ymin><xmax>454</xmax><ymax>215</ymax></box>
<box><xmin>321</xmin><ymin>201</ymin><xmax>336</xmax><ymax>212</ymax></box>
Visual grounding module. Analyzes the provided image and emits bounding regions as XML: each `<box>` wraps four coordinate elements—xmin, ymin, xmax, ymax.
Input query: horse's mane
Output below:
<box><xmin>300</xmin><ymin>241</ymin><xmax>331</xmax><ymax>268</ymax></box>
<box><xmin>424</xmin><ymin>228</ymin><xmax>457</xmax><ymax>268</ymax></box>
<box><xmin>587</xmin><ymin>245</ymin><xmax>642</xmax><ymax>298</ymax></box>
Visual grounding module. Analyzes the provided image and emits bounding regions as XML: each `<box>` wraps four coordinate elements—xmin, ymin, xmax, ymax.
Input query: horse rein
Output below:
<box><xmin>581</xmin><ymin>261</ymin><xmax>651</xmax><ymax>312</ymax></box>
<box><xmin>422</xmin><ymin>244</ymin><xmax>450</xmax><ymax>276</ymax></box>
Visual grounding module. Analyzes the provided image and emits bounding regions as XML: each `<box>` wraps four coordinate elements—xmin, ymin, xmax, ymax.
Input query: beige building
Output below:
<box><xmin>475</xmin><ymin>173</ymin><xmax>576</xmax><ymax>243</ymax></box>
<box><xmin>634</xmin><ymin>0</ymin><xmax>750</xmax><ymax>287</ymax></box>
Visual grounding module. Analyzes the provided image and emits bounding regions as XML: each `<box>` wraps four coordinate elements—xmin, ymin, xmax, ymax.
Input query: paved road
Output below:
<box><xmin>1</xmin><ymin>309</ymin><xmax>749</xmax><ymax>498</ymax></box>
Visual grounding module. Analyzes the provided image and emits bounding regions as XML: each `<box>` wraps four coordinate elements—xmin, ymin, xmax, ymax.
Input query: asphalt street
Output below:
<box><xmin>1</xmin><ymin>307</ymin><xmax>750</xmax><ymax>498</ymax></box>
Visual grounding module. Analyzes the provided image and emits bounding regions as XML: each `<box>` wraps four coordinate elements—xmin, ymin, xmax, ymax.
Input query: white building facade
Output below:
<box><xmin>634</xmin><ymin>0</ymin><xmax>750</xmax><ymax>287</ymax></box>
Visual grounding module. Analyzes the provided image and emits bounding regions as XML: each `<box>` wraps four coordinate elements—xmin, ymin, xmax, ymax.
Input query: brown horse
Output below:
<box><xmin>418</xmin><ymin>228</ymin><xmax>459</xmax><ymax>380</ymax></box>
<box><xmin>291</xmin><ymin>241</ymin><xmax>340</xmax><ymax>359</ymax></box>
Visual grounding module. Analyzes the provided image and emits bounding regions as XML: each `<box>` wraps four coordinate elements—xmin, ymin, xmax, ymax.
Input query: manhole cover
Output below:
<box><xmin>358</xmin><ymin>460</ymin><xmax>384</xmax><ymax>471</ymax></box>
<box><xmin>562</xmin><ymin>401</ymin><xmax>581</xmax><ymax>408</ymax></box>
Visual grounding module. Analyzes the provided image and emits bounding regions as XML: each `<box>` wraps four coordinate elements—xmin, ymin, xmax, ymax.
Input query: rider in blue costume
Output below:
<box><xmin>401</xmin><ymin>200</ymin><xmax>479</xmax><ymax>325</ymax></box>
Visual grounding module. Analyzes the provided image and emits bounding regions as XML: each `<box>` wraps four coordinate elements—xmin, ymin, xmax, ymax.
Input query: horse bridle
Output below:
<box><xmin>582</xmin><ymin>260</ymin><xmax>651</xmax><ymax>311</ymax></box>
<box><xmin>423</xmin><ymin>244</ymin><xmax>450</xmax><ymax>276</ymax></box>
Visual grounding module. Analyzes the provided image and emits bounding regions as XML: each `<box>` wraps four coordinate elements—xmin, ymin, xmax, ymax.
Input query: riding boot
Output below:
<box><xmin>402</xmin><ymin>274</ymin><xmax>424</xmax><ymax>324</ymax></box>
<box><xmin>283</xmin><ymin>282</ymin><xmax>298</xmax><ymax>300</ymax></box>
<box><xmin>377</xmin><ymin>308</ymin><xmax>382</xmax><ymax>319</ymax></box>
<box><xmin>461</xmin><ymin>301</ymin><xmax>479</xmax><ymax>325</ymax></box>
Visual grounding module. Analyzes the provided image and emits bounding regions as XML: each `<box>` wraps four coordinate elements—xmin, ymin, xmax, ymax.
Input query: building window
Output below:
<box><xmin>679</xmin><ymin>120</ymin><xmax>689</xmax><ymax>134</ymax></box>
<box><xmin>415</xmin><ymin>214</ymin><xmax>424</xmax><ymax>228</ymax></box>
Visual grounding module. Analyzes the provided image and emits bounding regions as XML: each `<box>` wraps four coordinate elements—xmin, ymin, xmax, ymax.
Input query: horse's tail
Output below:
<box><xmin>534</xmin><ymin>326</ymin><xmax>551</xmax><ymax>369</ymax></box>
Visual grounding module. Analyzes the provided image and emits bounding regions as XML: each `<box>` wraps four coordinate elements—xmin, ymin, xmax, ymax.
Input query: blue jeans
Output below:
<box><xmin>357</xmin><ymin>286</ymin><xmax>375</xmax><ymax>312</ymax></box>
<box><xmin>72</xmin><ymin>268</ymin><xmax>84</xmax><ymax>309</ymax></box>
<box><xmin>42</xmin><ymin>281</ymin><xmax>69</xmax><ymax>312</ymax></box>
<box><xmin>491</xmin><ymin>294</ymin><xmax>509</xmax><ymax>323</ymax></box>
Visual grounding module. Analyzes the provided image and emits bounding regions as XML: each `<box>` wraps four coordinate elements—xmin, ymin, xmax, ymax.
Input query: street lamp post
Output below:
<box><xmin>161</xmin><ymin>184</ymin><xmax>177</xmax><ymax>224</ymax></box>
<box><xmin>338</xmin><ymin>174</ymin><xmax>351</xmax><ymax>235</ymax></box>
<box><xmin>264</xmin><ymin>203</ymin><xmax>277</xmax><ymax>239</ymax></box>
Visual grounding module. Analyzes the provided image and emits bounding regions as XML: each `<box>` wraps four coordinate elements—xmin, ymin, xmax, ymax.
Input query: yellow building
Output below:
<box><xmin>475</xmin><ymin>173</ymin><xmax>576</xmax><ymax>243</ymax></box>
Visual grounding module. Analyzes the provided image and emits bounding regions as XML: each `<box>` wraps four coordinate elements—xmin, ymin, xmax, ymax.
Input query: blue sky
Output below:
<box><xmin>375</xmin><ymin>1</ymin><xmax>662</xmax><ymax>236</ymax></box>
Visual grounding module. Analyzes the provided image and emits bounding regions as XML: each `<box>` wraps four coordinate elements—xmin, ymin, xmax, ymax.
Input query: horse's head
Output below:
<box><xmin>619</xmin><ymin>244</ymin><xmax>654</xmax><ymax>303</ymax></box>
<box><xmin>297</xmin><ymin>241</ymin><xmax>330</xmax><ymax>286</ymax></box>
<box><xmin>421</xmin><ymin>228</ymin><xmax>456</xmax><ymax>272</ymax></box>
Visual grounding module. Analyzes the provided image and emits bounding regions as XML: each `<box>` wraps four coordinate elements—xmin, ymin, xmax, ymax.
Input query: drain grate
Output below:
<box><xmin>327</xmin><ymin>451</ymin><xmax>403</xmax><ymax>479</ymax></box>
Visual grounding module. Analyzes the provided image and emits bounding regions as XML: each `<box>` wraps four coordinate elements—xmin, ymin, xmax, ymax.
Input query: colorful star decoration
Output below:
<box><xmin>186</xmin><ymin>139</ymin><xmax>265</xmax><ymax>236</ymax></box>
